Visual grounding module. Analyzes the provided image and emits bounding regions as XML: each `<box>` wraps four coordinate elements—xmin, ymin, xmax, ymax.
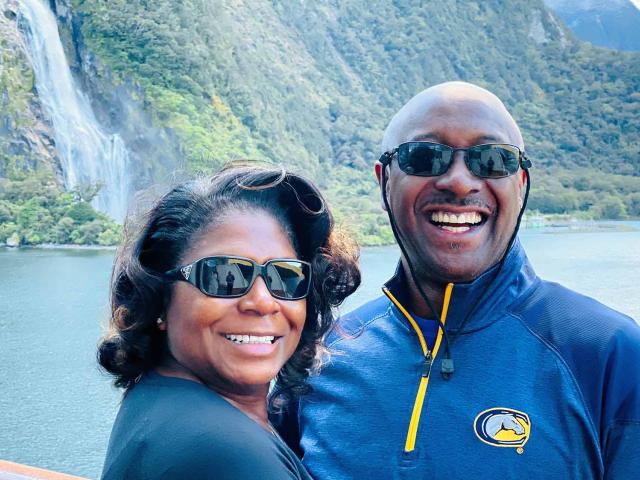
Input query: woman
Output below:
<box><xmin>99</xmin><ymin>164</ymin><xmax>360</xmax><ymax>479</ymax></box>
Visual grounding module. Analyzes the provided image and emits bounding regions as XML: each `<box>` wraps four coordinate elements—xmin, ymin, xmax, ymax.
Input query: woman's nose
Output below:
<box><xmin>237</xmin><ymin>276</ymin><xmax>280</xmax><ymax>316</ymax></box>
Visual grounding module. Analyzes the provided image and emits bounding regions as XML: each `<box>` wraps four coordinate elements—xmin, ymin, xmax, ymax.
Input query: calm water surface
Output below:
<box><xmin>1</xmin><ymin>225</ymin><xmax>639</xmax><ymax>478</ymax></box>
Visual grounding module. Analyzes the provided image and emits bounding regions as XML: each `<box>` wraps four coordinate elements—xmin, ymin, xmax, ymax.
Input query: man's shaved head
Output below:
<box><xmin>375</xmin><ymin>81</ymin><xmax>528</xmax><ymax>302</ymax></box>
<box><xmin>382</xmin><ymin>81</ymin><xmax>523</xmax><ymax>152</ymax></box>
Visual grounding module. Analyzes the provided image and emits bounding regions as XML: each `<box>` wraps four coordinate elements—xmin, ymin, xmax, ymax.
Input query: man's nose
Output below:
<box><xmin>433</xmin><ymin>151</ymin><xmax>482</xmax><ymax>197</ymax></box>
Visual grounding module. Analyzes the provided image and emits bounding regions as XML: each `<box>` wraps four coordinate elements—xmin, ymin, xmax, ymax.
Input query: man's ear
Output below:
<box><xmin>519</xmin><ymin>169</ymin><xmax>527</xmax><ymax>186</ymax></box>
<box><xmin>374</xmin><ymin>162</ymin><xmax>388</xmax><ymax>212</ymax></box>
<box><xmin>518</xmin><ymin>170</ymin><xmax>527</xmax><ymax>209</ymax></box>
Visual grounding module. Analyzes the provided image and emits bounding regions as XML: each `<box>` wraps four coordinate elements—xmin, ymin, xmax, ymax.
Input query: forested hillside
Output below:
<box><xmin>1</xmin><ymin>0</ymin><xmax>639</xmax><ymax>246</ymax></box>
<box><xmin>544</xmin><ymin>0</ymin><xmax>640</xmax><ymax>51</ymax></box>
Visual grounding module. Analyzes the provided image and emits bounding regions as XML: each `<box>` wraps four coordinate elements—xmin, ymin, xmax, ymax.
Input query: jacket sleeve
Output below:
<box><xmin>520</xmin><ymin>283</ymin><xmax>640</xmax><ymax>477</ymax></box>
<box><xmin>603</xmin><ymin>421</ymin><xmax>640</xmax><ymax>479</ymax></box>
<box><xmin>601</xmin><ymin>322</ymin><xmax>640</xmax><ymax>478</ymax></box>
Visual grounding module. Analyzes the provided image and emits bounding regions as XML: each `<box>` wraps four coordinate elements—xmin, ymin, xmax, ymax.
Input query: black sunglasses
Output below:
<box><xmin>165</xmin><ymin>255</ymin><xmax>312</xmax><ymax>300</ymax></box>
<box><xmin>379</xmin><ymin>142</ymin><xmax>532</xmax><ymax>179</ymax></box>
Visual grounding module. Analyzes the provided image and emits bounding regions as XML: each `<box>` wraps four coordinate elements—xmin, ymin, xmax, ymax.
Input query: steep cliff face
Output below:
<box><xmin>50</xmin><ymin>0</ymin><xmax>181</xmax><ymax>191</ymax></box>
<box><xmin>544</xmin><ymin>0</ymin><xmax>640</xmax><ymax>51</ymax></box>
<box><xmin>1</xmin><ymin>0</ymin><xmax>177</xmax><ymax>197</ymax></box>
<box><xmin>0</xmin><ymin>0</ymin><xmax>123</xmax><ymax>245</ymax></box>
<box><xmin>0</xmin><ymin>0</ymin><xmax>60</xmax><ymax>183</ymax></box>
<box><xmin>1</xmin><ymin>0</ymin><xmax>639</xmax><ymax>245</ymax></box>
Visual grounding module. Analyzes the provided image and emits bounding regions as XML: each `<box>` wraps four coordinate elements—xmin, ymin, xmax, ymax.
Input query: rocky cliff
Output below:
<box><xmin>0</xmin><ymin>0</ymin><xmax>59</xmax><ymax>182</ymax></box>
<box><xmin>544</xmin><ymin>0</ymin><xmax>640</xmax><ymax>51</ymax></box>
<box><xmin>51</xmin><ymin>0</ymin><xmax>182</xmax><ymax>191</ymax></box>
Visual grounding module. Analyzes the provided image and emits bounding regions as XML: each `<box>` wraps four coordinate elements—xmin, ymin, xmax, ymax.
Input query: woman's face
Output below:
<box><xmin>163</xmin><ymin>210</ymin><xmax>307</xmax><ymax>393</ymax></box>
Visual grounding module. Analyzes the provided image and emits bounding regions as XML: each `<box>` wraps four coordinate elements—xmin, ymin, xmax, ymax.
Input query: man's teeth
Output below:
<box><xmin>431</xmin><ymin>211</ymin><xmax>482</xmax><ymax>225</ymax></box>
<box><xmin>224</xmin><ymin>334</ymin><xmax>275</xmax><ymax>344</ymax></box>
<box><xmin>441</xmin><ymin>225</ymin><xmax>470</xmax><ymax>233</ymax></box>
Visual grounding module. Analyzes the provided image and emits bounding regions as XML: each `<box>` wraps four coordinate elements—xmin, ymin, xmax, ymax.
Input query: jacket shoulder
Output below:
<box><xmin>512</xmin><ymin>279</ymin><xmax>639</xmax><ymax>348</ymax></box>
<box><xmin>326</xmin><ymin>295</ymin><xmax>391</xmax><ymax>346</ymax></box>
<box><xmin>512</xmin><ymin>280</ymin><xmax>640</xmax><ymax>428</ymax></box>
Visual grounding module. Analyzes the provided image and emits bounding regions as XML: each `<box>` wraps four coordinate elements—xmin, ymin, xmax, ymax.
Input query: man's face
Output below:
<box><xmin>376</xmin><ymin>96</ymin><xmax>526</xmax><ymax>284</ymax></box>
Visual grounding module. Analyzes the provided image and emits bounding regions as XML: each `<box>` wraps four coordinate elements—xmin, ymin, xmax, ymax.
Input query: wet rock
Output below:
<box><xmin>6</xmin><ymin>232</ymin><xmax>20</xmax><ymax>247</ymax></box>
<box><xmin>0</xmin><ymin>1</ymin><xmax>61</xmax><ymax>185</ymax></box>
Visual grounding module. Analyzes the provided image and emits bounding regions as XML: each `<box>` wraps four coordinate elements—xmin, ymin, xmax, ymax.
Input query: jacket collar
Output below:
<box><xmin>383</xmin><ymin>239</ymin><xmax>537</xmax><ymax>334</ymax></box>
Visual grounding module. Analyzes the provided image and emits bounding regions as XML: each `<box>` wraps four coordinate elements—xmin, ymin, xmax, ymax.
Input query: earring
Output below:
<box><xmin>156</xmin><ymin>317</ymin><xmax>163</xmax><ymax>325</ymax></box>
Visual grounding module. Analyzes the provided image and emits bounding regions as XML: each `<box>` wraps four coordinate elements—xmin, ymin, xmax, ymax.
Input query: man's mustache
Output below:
<box><xmin>420</xmin><ymin>196</ymin><xmax>495</xmax><ymax>214</ymax></box>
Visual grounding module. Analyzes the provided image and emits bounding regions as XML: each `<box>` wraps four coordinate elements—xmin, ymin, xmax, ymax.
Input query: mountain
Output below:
<box><xmin>544</xmin><ymin>0</ymin><xmax>640</xmax><ymax>51</ymax></box>
<box><xmin>1</xmin><ymin>0</ymin><xmax>639</xmax><ymax>246</ymax></box>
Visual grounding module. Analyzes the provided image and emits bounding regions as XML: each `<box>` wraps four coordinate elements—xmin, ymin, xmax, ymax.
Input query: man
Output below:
<box><xmin>275</xmin><ymin>82</ymin><xmax>640</xmax><ymax>479</ymax></box>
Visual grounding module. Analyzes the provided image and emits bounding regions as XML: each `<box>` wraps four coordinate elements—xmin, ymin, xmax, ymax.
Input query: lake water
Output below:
<box><xmin>1</xmin><ymin>224</ymin><xmax>639</xmax><ymax>478</ymax></box>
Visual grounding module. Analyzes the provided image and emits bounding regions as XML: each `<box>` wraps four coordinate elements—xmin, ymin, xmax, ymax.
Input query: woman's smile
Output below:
<box><xmin>163</xmin><ymin>210</ymin><xmax>306</xmax><ymax>392</ymax></box>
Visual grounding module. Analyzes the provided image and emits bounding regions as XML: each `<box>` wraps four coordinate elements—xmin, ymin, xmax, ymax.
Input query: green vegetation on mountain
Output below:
<box><xmin>0</xmin><ymin>7</ymin><xmax>118</xmax><ymax>247</ymax></box>
<box><xmin>2</xmin><ymin>0</ymin><xmax>639</xmax><ymax>245</ymax></box>
<box><xmin>543</xmin><ymin>0</ymin><xmax>640</xmax><ymax>52</ymax></box>
<box><xmin>0</xmin><ymin>175</ymin><xmax>121</xmax><ymax>246</ymax></box>
<box><xmin>530</xmin><ymin>168</ymin><xmax>640</xmax><ymax>218</ymax></box>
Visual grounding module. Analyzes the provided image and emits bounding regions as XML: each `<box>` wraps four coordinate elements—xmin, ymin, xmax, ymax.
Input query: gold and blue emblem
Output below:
<box><xmin>474</xmin><ymin>407</ymin><xmax>531</xmax><ymax>454</ymax></box>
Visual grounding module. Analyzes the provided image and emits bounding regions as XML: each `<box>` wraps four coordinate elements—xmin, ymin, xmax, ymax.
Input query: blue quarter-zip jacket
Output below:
<box><xmin>275</xmin><ymin>242</ymin><xmax>640</xmax><ymax>479</ymax></box>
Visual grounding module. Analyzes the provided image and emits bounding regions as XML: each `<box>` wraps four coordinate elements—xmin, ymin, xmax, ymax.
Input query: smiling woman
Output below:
<box><xmin>97</xmin><ymin>164</ymin><xmax>360</xmax><ymax>479</ymax></box>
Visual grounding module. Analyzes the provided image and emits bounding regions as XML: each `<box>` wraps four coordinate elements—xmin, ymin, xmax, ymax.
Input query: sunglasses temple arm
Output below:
<box><xmin>520</xmin><ymin>153</ymin><xmax>532</xmax><ymax>170</ymax></box>
<box><xmin>378</xmin><ymin>149</ymin><xmax>397</xmax><ymax>167</ymax></box>
<box><xmin>163</xmin><ymin>264</ymin><xmax>196</xmax><ymax>284</ymax></box>
<box><xmin>162</xmin><ymin>269</ymin><xmax>181</xmax><ymax>282</ymax></box>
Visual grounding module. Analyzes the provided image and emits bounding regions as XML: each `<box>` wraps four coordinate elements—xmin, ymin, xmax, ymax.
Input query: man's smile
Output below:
<box><xmin>429</xmin><ymin>210</ymin><xmax>484</xmax><ymax>232</ymax></box>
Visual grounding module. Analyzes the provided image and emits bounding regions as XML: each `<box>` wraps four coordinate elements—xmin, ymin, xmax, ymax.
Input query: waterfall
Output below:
<box><xmin>17</xmin><ymin>0</ymin><xmax>130</xmax><ymax>221</ymax></box>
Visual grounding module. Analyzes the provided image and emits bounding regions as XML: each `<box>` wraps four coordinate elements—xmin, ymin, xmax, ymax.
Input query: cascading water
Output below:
<box><xmin>17</xmin><ymin>0</ymin><xmax>130</xmax><ymax>221</ymax></box>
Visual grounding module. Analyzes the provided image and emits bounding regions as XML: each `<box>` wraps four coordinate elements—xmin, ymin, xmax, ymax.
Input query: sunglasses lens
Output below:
<box><xmin>201</xmin><ymin>257</ymin><xmax>255</xmax><ymax>296</ymax></box>
<box><xmin>400</xmin><ymin>143</ymin><xmax>451</xmax><ymax>176</ymax></box>
<box><xmin>197</xmin><ymin>257</ymin><xmax>310</xmax><ymax>299</ymax></box>
<box><xmin>468</xmin><ymin>145</ymin><xmax>520</xmax><ymax>178</ymax></box>
<box><xmin>266</xmin><ymin>261</ymin><xmax>311</xmax><ymax>299</ymax></box>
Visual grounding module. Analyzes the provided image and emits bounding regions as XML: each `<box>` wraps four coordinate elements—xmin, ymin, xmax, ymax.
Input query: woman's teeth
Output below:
<box><xmin>224</xmin><ymin>334</ymin><xmax>275</xmax><ymax>344</ymax></box>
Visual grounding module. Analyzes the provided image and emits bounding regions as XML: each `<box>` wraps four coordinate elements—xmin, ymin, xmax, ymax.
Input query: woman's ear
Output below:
<box><xmin>157</xmin><ymin>317</ymin><xmax>167</xmax><ymax>331</ymax></box>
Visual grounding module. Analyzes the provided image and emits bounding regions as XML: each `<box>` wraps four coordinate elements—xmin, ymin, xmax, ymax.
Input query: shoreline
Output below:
<box><xmin>1</xmin><ymin>243</ymin><xmax>118</xmax><ymax>251</ymax></box>
<box><xmin>2</xmin><ymin>219</ymin><xmax>639</xmax><ymax>250</ymax></box>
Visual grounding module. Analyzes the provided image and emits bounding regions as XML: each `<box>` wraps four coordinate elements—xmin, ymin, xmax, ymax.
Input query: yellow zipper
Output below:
<box><xmin>383</xmin><ymin>282</ymin><xmax>454</xmax><ymax>452</ymax></box>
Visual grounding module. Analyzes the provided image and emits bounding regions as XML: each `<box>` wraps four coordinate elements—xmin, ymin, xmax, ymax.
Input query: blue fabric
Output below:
<box><xmin>274</xmin><ymin>240</ymin><xmax>640</xmax><ymax>480</ymax></box>
<box><xmin>410</xmin><ymin>313</ymin><xmax>438</xmax><ymax>351</ymax></box>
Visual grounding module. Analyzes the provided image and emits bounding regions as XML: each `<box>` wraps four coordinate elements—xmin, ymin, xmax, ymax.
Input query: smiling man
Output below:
<box><xmin>275</xmin><ymin>82</ymin><xmax>640</xmax><ymax>479</ymax></box>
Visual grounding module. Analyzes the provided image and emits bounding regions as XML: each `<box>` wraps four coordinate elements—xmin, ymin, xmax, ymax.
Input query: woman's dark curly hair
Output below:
<box><xmin>97</xmin><ymin>163</ymin><xmax>360</xmax><ymax>408</ymax></box>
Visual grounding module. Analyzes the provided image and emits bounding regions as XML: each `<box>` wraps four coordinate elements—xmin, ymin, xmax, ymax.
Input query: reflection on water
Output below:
<box><xmin>0</xmin><ymin>225</ymin><xmax>639</xmax><ymax>477</ymax></box>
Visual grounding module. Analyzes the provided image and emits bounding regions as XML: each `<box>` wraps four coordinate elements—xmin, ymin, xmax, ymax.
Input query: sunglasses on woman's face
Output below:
<box><xmin>379</xmin><ymin>142</ymin><xmax>532</xmax><ymax>179</ymax></box>
<box><xmin>165</xmin><ymin>255</ymin><xmax>312</xmax><ymax>300</ymax></box>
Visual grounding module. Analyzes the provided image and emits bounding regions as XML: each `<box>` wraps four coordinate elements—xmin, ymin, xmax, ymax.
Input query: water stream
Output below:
<box><xmin>17</xmin><ymin>0</ymin><xmax>130</xmax><ymax>221</ymax></box>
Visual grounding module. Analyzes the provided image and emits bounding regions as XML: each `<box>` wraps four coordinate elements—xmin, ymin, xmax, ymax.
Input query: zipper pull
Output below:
<box><xmin>422</xmin><ymin>351</ymin><xmax>432</xmax><ymax>377</ymax></box>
